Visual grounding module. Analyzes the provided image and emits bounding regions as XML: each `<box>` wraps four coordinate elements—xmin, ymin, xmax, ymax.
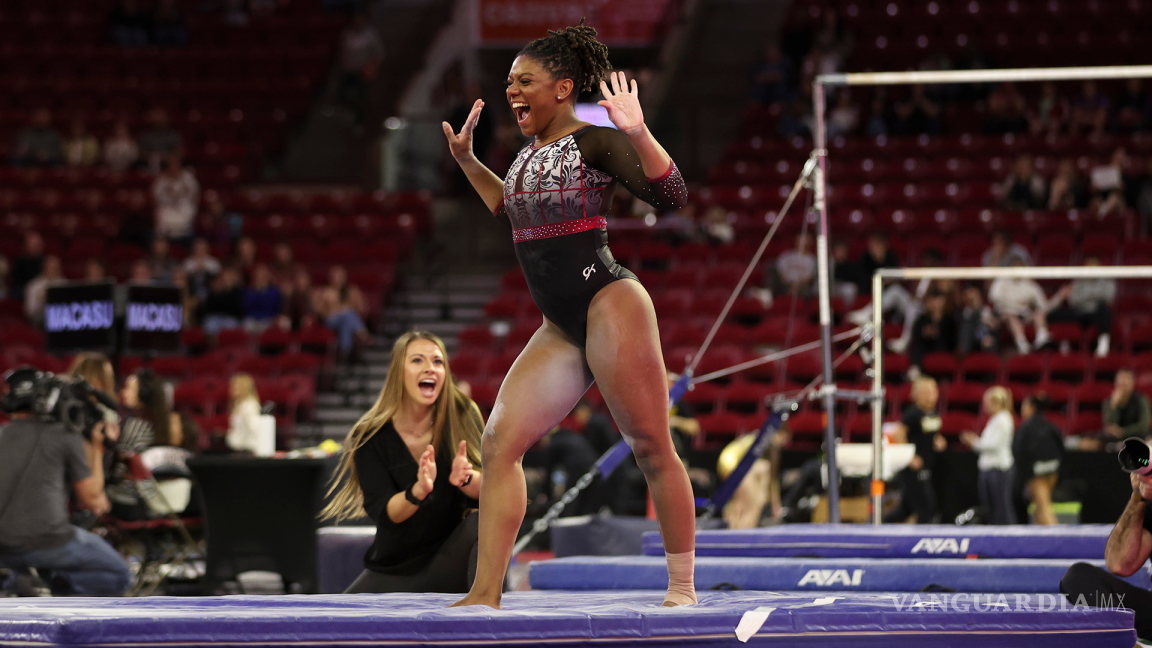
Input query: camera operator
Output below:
<box><xmin>1061</xmin><ymin>470</ymin><xmax>1152</xmax><ymax>639</ymax></box>
<box><xmin>0</xmin><ymin>369</ymin><xmax>131</xmax><ymax>596</ymax></box>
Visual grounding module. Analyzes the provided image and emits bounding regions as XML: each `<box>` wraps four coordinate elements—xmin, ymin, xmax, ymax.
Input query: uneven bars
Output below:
<box><xmin>879</xmin><ymin>266</ymin><xmax>1152</xmax><ymax>281</ymax></box>
<box><xmin>818</xmin><ymin>65</ymin><xmax>1152</xmax><ymax>87</ymax></box>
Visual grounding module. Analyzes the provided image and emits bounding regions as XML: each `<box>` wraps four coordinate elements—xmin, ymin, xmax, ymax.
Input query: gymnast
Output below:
<box><xmin>442</xmin><ymin>20</ymin><xmax>696</xmax><ymax>608</ymax></box>
<box><xmin>321</xmin><ymin>331</ymin><xmax>485</xmax><ymax>594</ymax></box>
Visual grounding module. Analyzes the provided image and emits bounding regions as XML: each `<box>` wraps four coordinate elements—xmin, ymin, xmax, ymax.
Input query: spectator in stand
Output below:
<box><xmin>1098</xmin><ymin>370</ymin><xmax>1152</xmax><ymax>448</ymax></box>
<box><xmin>242</xmin><ymin>264</ymin><xmax>282</xmax><ymax>331</ymax></box>
<box><xmin>1070</xmin><ymin>80</ymin><xmax>1109</xmax><ymax>137</ymax></box>
<box><xmin>231</xmin><ymin>236</ymin><xmax>258</xmax><ymax>280</ymax></box>
<box><xmin>1000</xmin><ymin>154</ymin><xmax>1048</xmax><ymax>210</ymax></box>
<box><xmin>84</xmin><ymin>259</ymin><xmax>106</xmax><ymax>282</ymax></box>
<box><xmin>986</xmin><ymin>82</ymin><xmax>1028</xmax><ymax>134</ymax></box>
<box><xmin>885</xmin><ymin>376</ymin><xmax>947</xmax><ymax>524</ymax></box>
<box><xmin>64</xmin><ymin>117</ymin><xmax>100</xmax><ymax>167</ymax></box>
<box><xmin>137</xmin><ymin>108</ymin><xmax>183</xmax><ymax>171</ymax></box>
<box><xmin>750</xmin><ymin>43</ymin><xmax>790</xmax><ymax>105</ymax></box>
<box><xmin>24</xmin><ymin>255</ymin><xmax>64</xmax><ymax>324</ymax></box>
<box><xmin>196</xmin><ymin>191</ymin><xmax>240</xmax><ymax>246</ymax></box>
<box><xmin>337</xmin><ymin>12</ymin><xmax>385</xmax><ymax>121</ymax></box>
<box><xmin>864</xmin><ymin>88</ymin><xmax>890</xmax><ymax>137</ymax></box>
<box><xmin>907</xmin><ymin>290</ymin><xmax>957</xmax><ymax>379</ymax></box>
<box><xmin>144</xmin><ymin>238</ymin><xmax>178</xmax><ymax>283</ymax></box>
<box><xmin>778</xmin><ymin>94</ymin><xmax>813</xmax><ymax>139</ymax></box>
<box><xmin>282</xmin><ymin>267</ymin><xmax>315</xmax><ymax>330</ymax></box>
<box><xmin>151</xmin><ymin>0</ymin><xmax>188</xmax><ymax>46</ymax></box>
<box><xmin>982</xmin><ymin>230</ymin><xmax>1032</xmax><ymax>267</ymax></box>
<box><xmin>830</xmin><ymin>238</ymin><xmax>858</xmax><ymax>303</ymax></box>
<box><xmin>850</xmin><ymin>231</ymin><xmax>899</xmax><ymax>296</ymax></box>
<box><xmin>108</xmin><ymin>0</ymin><xmax>151</xmax><ymax>46</ymax></box>
<box><xmin>700</xmin><ymin>206</ymin><xmax>735</xmax><ymax>246</ymax></box>
<box><xmin>197</xmin><ymin>267</ymin><xmax>245</xmax><ymax>335</ymax></box>
<box><xmin>269</xmin><ymin>242</ymin><xmax>298</xmax><ymax>286</ymax></box>
<box><xmin>988</xmin><ymin>258</ymin><xmax>1051</xmax><ymax>354</ymax></box>
<box><xmin>961</xmin><ymin>386</ymin><xmax>1016</xmax><ymax>525</ymax></box>
<box><xmin>9</xmin><ymin>109</ymin><xmax>64</xmax><ymax>167</ymax></box>
<box><xmin>774</xmin><ymin>232</ymin><xmax>816</xmax><ymax>296</ymax></box>
<box><xmin>957</xmin><ymin>284</ymin><xmax>1000</xmax><ymax>354</ymax></box>
<box><xmin>103</xmin><ymin>120</ymin><xmax>139</xmax><ymax>172</ymax></box>
<box><xmin>826</xmin><ymin>90</ymin><xmax>859</xmax><ymax>138</ymax></box>
<box><xmin>1013</xmin><ymin>392</ymin><xmax>1063</xmax><ymax>525</ymax></box>
<box><xmin>129</xmin><ymin>259</ymin><xmax>153</xmax><ymax>284</ymax></box>
<box><xmin>11</xmin><ymin>231</ymin><xmax>45</xmax><ymax>300</ymax></box>
<box><xmin>226</xmin><ymin>374</ymin><xmax>263</xmax><ymax>454</ymax></box>
<box><xmin>315</xmin><ymin>266</ymin><xmax>370</xmax><ymax>356</ymax></box>
<box><xmin>183</xmin><ymin>237</ymin><xmax>221</xmax><ymax>300</ymax></box>
<box><xmin>1047</xmin><ymin>256</ymin><xmax>1116</xmax><ymax>357</ymax></box>
<box><xmin>1090</xmin><ymin>148</ymin><xmax>1129</xmax><ymax>218</ymax></box>
<box><xmin>169</xmin><ymin>266</ymin><xmax>198</xmax><ymax>326</ymax></box>
<box><xmin>892</xmin><ymin>84</ymin><xmax>941</xmax><ymax>135</ymax></box>
<box><xmin>1116</xmin><ymin>79</ymin><xmax>1151</xmax><ymax>132</ymax></box>
<box><xmin>1029</xmin><ymin>81</ymin><xmax>1069</xmax><ymax>137</ymax></box>
<box><xmin>152</xmin><ymin>155</ymin><xmax>199</xmax><ymax>246</ymax></box>
<box><xmin>1048</xmin><ymin>158</ymin><xmax>1089</xmax><ymax>211</ymax></box>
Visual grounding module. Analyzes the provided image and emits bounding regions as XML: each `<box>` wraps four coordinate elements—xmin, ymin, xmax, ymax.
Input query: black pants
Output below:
<box><xmin>884</xmin><ymin>467</ymin><xmax>936</xmax><ymax>524</ymax></box>
<box><xmin>1049</xmin><ymin>304</ymin><xmax>1112</xmax><ymax>336</ymax></box>
<box><xmin>978</xmin><ymin>467</ymin><xmax>1017</xmax><ymax>525</ymax></box>
<box><xmin>1061</xmin><ymin>562</ymin><xmax>1152</xmax><ymax>639</ymax></box>
<box><xmin>344</xmin><ymin>513</ymin><xmax>478</xmax><ymax>594</ymax></box>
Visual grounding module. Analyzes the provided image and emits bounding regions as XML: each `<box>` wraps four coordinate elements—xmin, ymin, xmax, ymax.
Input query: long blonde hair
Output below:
<box><xmin>230</xmin><ymin>373</ymin><xmax>259</xmax><ymax>412</ymax></box>
<box><xmin>320</xmin><ymin>331</ymin><xmax>484</xmax><ymax>523</ymax></box>
<box><xmin>66</xmin><ymin>352</ymin><xmax>117</xmax><ymax>400</ymax></box>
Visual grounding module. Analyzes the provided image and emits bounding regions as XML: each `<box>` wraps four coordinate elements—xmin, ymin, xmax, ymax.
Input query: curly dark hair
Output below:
<box><xmin>518</xmin><ymin>18</ymin><xmax>611</xmax><ymax>95</ymax></box>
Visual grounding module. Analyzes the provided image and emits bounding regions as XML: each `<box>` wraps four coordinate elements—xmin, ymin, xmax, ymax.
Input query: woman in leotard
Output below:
<box><xmin>442</xmin><ymin>20</ymin><xmax>696</xmax><ymax>608</ymax></box>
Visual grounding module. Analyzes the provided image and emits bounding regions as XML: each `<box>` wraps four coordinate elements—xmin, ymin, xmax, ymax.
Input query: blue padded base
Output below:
<box><xmin>529</xmin><ymin>556</ymin><xmax>1151</xmax><ymax>593</ymax></box>
<box><xmin>0</xmin><ymin>591</ymin><xmax>1135</xmax><ymax>647</ymax></box>
<box><xmin>642</xmin><ymin>524</ymin><xmax>1113</xmax><ymax>559</ymax></box>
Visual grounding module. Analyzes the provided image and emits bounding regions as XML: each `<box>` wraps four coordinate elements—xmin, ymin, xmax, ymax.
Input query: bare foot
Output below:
<box><xmin>448</xmin><ymin>593</ymin><xmax>501</xmax><ymax>609</ymax></box>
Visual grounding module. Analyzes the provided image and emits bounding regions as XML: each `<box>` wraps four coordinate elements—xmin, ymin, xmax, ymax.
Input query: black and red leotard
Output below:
<box><xmin>496</xmin><ymin>125</ymin><xmax>688</xmax><ymax>346</ymax></box>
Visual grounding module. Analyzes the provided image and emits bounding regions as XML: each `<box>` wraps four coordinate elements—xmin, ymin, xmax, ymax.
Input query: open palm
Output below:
<box><xmin>598</xmin><ymin>71</ymin><xmax>644</xmax><ymax>135</ymax></box>
<box><xmin>442</xmin><ymin>99</ymin><xmax>484</xmax><ymax>162</ymax></box>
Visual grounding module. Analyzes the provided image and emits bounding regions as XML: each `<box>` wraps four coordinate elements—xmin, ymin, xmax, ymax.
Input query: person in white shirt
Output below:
<box><xmin>151</xmin><ymin>155</ymin><xmax>200</xmax><ymax>245</ymax></box>
<box><xmin>775</xmin><ymin>232</ymin><xmax>816</xmax><ymax>295</ymax></box>
<box><xmin>988</xmin><ymin>258</ymin><xmax>1050</xmax><ymax>353</ymax></box>
<box><xmin>961</xmin><ymin>386</ymin><xmax>1016</xmax><ymax>525</ymax></box>
<box><xmin>226</xmin><ymin>373</ymin><xmax>263</xmax><ymax>454</ymax></box>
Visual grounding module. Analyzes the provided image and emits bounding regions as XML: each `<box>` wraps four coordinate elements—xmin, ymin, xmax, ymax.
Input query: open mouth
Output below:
<box><xmin>512</xmin><ymin>101</ymin><xmax>530</xmax><ymax>125</ymax></box>
<box><xmin>418</xmin><ymin>378</ymin><xmax>437</xmax><ymax>399</ymax></box>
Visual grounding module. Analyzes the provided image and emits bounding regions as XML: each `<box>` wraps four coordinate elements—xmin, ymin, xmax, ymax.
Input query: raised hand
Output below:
<box><xmin>598</xmin><ymin>71</ymin><xmax>644</xmax><ymax>136</ymax></box>
<box><xmin>450</xmin><ymin>440</ymin><xmax>473</xmax><ymax>487</ymax></box>
<box><xmin>442</xmin><ymin>99</ymin><xmax>484</xmax><ymax>162</ymax></box>
<box><xmin>412</xmin><ymin>444</ymin><xmax>436</xmax><ymax>500</ymax></box>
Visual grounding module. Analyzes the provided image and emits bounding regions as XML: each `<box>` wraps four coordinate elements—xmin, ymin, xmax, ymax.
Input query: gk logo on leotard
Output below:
<box><xmin>583</xmin><ymin>264</ymin><xmax>596</xmax><ymax>280</ymax></box>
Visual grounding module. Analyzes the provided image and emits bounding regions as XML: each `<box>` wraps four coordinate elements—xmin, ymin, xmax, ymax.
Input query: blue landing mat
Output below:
<box><xmin>529</xmin><ymin>556</ymin><xmax>1151</xmax><ymax>593</ymax></box>
<box><xmin>0</xmin><ymin>591</ymin><xmax>1135</xmax><ymax>647</ymax></box>
<box><xmin>642</xmin><ymin>525</ymin><xmax>1113</xmax><ymax>559</ymax></box>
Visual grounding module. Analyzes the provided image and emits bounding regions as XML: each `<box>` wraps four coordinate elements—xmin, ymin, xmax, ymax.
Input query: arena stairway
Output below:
<box><xmin>307</xmin><ymin>272</ymin><xmax>503</xmax><ymax>443</ymax></box>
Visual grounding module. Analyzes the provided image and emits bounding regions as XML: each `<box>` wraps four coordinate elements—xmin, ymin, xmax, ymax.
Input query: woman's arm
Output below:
<box><xmin>588</xmin><ymin>72</ymin><xmax>687</xmax><ymax>209</ymax></box>
<box><xmin>1105</xmin><ymin>481</ymin><xmax>1152</xmax><ymax>576</ymax></box>
<box><xmin>442</xmin><ymin>99</ymin><xmax>505</xmax><ymax>213</ymax></box>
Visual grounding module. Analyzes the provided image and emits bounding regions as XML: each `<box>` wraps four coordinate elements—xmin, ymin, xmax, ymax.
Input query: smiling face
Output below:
<box><xmin>402</xmin><ymin>339</ymin><xmax>446</xmax><ymax>409</ymax></box>
<box><xmin>506</xmin><ymin>55</ymin><xmax>571</xmax><ymax>138</ymax></box>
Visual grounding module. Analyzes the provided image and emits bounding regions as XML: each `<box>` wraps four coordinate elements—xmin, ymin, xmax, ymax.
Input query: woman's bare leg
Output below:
<box><xmin>584</xmin><ymin>280</ymin><xmax>696</xmax><ymax>601</ymax></box>
<box><xmin>451</xmin><ymin>321</ymin><xmax>592</xmax><ymax>608</ymax></box>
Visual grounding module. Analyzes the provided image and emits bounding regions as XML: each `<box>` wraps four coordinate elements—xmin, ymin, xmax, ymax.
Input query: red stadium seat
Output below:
<box><xmin>920</xmin><ymin>352</ymin><xmax>958</xmax><ymax>382</ymax></box>
<box><xmin>237</xmin><ymin>355</ymin><xmax>277</xmax><ymax>378</ymax></box>
<box><xmin>279</xmin><ymin>352</ymin><xmax>320</xmax><ymax>376</ymax></box>
<box><xmin>1005</xmin><ymin>354</ymin><xmax>1045</xmax><ymax>383</ymax></box>
<box><xmin>150</xmin><ymin>356</ymin><xmax>190</xmax><ymax>380</ymax></box>
<box><xmin>257</xmin><ymin>327</ymin><xmax>294</xmax><ymax>355</ymax></box>
<box><xmin>681</xmin><ymin>382</ymin><xmax>722</xmax><ymax>415</ymax></box>
<box><xmin>1047</xmin><ymin>353</ymin><xmax>1088</xmax><ymax>383</ymax></box>
<box><xmin>216</xmin><ymin>328</ymin><xmax>251</xmax><ymax>349</ymax></box>
<box><xmin>939</xmin><ymin>412</ymin><xmax>977</xmax><ymax>438</ymax></box>
<box><xmin>943</xmin><ymin>382</ymin><xmax>987</xmax><ymax>415</ymax></box>
<box><xmin>457</xmin><ymin>325</ymin><xmax>495</xmax><ymax>351</ymax></box>
<box><xmin>1075</xmin><ymin>382</ymin><xmax>1113</xmax><ymax>413</ymax></box>
<box><xmin>958</xmin><ymin>352</ymin><xmax>1001</xmax><ymax>382</ymax></box>
<box><xmin>722</xmin><ymin>382</ymin><xmax>771</xmax><ymax>415</ymax></box>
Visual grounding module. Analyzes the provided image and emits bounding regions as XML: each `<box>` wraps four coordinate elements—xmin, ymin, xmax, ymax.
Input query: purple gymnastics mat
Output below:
<box><xmin>642</xmin><ymin>525</ymin><xmax>1114</xmax><ymax>559</ymax></box>
<box><xmin>0</xmin><ymin>591</ymin><xmax>1135</xmax><ymax>647</ymax></box>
